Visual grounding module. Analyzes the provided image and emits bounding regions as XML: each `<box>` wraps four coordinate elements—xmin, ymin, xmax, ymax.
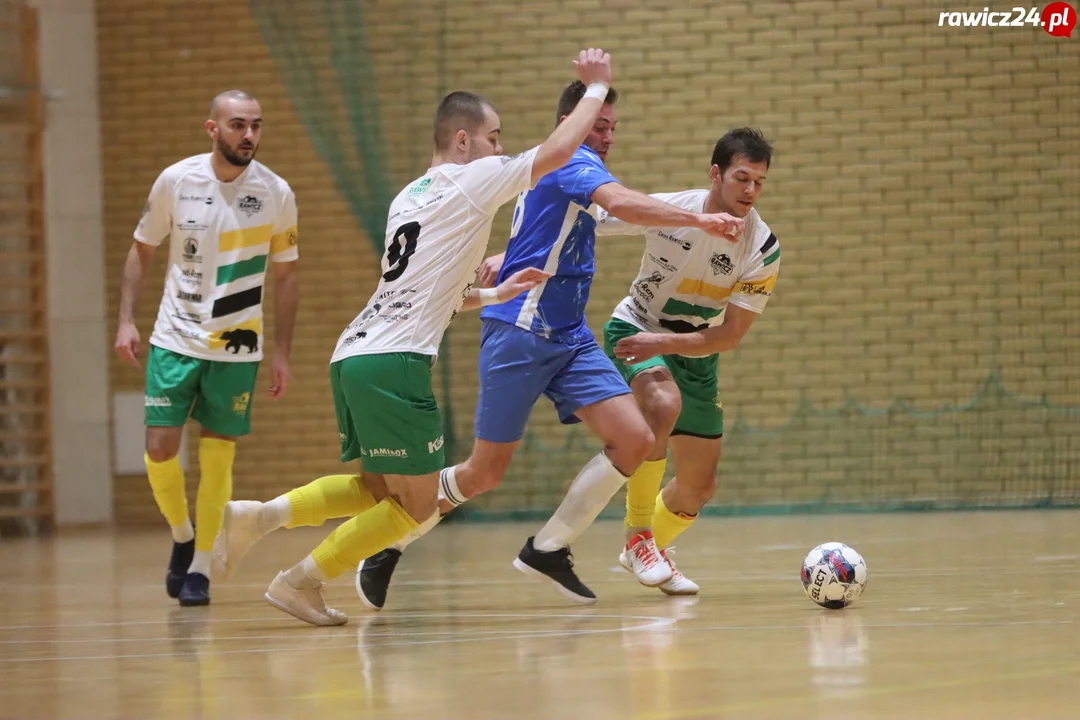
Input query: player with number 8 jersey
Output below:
<box><xmin>211</xmin><ymin>48</ymin><xmax>620</xmax><ymax>627</ymax></box>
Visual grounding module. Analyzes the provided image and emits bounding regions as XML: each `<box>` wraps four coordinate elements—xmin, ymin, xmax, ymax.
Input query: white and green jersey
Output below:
<box><xmin>596</xmin><ymin>189</ymin><xmax>780</xmax><ymax>337</ymax></box>
<box><xmin>331</xmin><ymin>147</ymin><xmax>539</xmax><ymax>363</ymax></box>
<box><xmin>135</xmin><ymin>154</ymin><xmax>299</xmax><ymax>362</ymax></box>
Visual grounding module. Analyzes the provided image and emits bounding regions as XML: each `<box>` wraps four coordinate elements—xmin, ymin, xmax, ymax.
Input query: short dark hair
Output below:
<box><xmin>555</xmin><ymin>80</ymin><xmax>618</xmax><ymax>125</ymax></box>
<box><xmin>433</xmin><ymin>91</ymin><xmax>494</xmax><ymax>151</ymax></box>
<box><xmin>710</xmin><ymin>128</ymin><xmax>773</xmax><ymax>174</ymax></box>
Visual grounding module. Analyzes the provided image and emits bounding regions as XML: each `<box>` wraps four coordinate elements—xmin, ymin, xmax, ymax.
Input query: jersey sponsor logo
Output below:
<box><xmin>735</xmin><ymin>275</ymin><xmax>777</xmax><ymax>297</ymax></box>
<box><xmin>144</xmin><ymin>396</ymin><xmax>172</xmax><ymax>407</ymax></box>
<box><xmin>341</xmin><ymin>330</ymin><xmax>367</xmax><ymax>346</ymax></box>
<box><xmin>180</xmin><ymin>268</ymin><xmax>203</xmax><ymax>284</ymax></box>
<box><xmin>219</xmin><ymin>328</ymin><xmax>259</xmax><ymax>354</ymax></box>
<box><xmin>710</xmin><ymin>252</ymin><xmax>734</xmax><ymax>275</ymax></box>
<box><xmin>657</xmin><ymin>230</ymin><xmax>693</xmax><ymax>251</ymax></box>
<box><xmin>388</xmin><ymin>301</ymin><xmax>413</xmax><ymax>309</ymax></box>
<box><xmin>427</xmin><ymin>436</ymin><xmax>445</xmax><ymax>454</ymax></box>
<box><xmin>178</xmin><ymin>220</ymin><xmax>209</xmax><ymax>232</ymax></box>
<box><xmin>172</xmin><ymin>310</ymin><xmax>203</xmax><ymax>324</ymax></box>
<box><xmin>644</xmin><ymin>271</ymin><xmax>665</xmax><ymax>285</ymax></box>
<box><xmin>177</xmin><ymin>290</ymin><xmax>203</xmax><ymax>302</ymax></box>
<box><xmin>408</xmin><ymin>177</ymin><xmax>432</xmax><ymax>195</ymax></box>
<box><xmin>364</xmin><ymin>447</ymin><xmax>409</xmax><ymax>458</ymax></box>
<box><xmin>631</xmin><ymin>296</ymin><xmax>648</xmax><ymax>314</ymax></box>
<box><xmin>232</xmin><ymin>392</ymin><xmax>251</xmax><ymax>415</ymax></box>
<box><xmin>182</xmin><ymin>237</ymin><xmax>202</xmax><ymax>263</ymax></box>
<box><xmin>649</xmin><ymin>254</ymin><xmax>678</xmax><ymax>274</ymax></box>
<box><xmin>634</xmin><ymin>282</ymin><xmax>655</xmax><ymax>303</ymax></box>
<box><xmin>165</xmin><ymin>327</ymin><xmax>200</xmax><ymax>340</ymax></box>
<box><xmin>180</xmin><ymin>193</ymin><xmax>213</xmax><ymax>205</ymax></box>
<box><xmin>237</xmin><ymin>195</ymin><xmax>264</xmax><ymax>217</ymax></box>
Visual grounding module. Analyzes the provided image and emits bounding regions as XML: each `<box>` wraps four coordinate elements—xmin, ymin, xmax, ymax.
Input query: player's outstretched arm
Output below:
<box><xmin>461</xmin><ymin>267</ymin><xmax>551</xmax><ymax>312</ymax></box>
<box><xmin>592</xmin><ymin>182</ymin><xmax>744</xmax><ymax>240</ymax></box>
<box><xmin>613</xmin><ymin>305</ymin><xmax>759</xmax><ymax>362</ymax></box>
<box><xmin>530</xmin><ymin>48</ymin><xmax>612</xmax><ymax>185</ymax></box>
<box><xmin>114</xmin><ymin>241</ymin><xmax>157</xmax><ymax>368</ymax></box>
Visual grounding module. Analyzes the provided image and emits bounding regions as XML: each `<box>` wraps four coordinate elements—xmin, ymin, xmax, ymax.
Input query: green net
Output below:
<box><xmin>253</xmin><ymin>1</ymin><xmax>1080</xmax><ymax>518</ymax></box>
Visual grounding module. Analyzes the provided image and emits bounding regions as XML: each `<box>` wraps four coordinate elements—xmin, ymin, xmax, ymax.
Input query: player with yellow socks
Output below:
<box><xmin>211</xmin><ymin>49</ymin><xmax>618</xmax><ymax>626</ymax></box>
<box><xmin>601</xmin><ymin>128</ymin><xmax>781</xmax><ymax>595</ymax></box>
<box><xmin>114</xmin><ymin>90</ymin><xmax>299</xmax><ymax>607</ymax></box>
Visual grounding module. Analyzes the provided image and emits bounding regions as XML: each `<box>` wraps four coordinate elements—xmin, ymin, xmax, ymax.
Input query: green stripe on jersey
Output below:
<box><xmin>763</xmin><ymin>248</ymin><xmax>780</xmax><ymax>266</ymax></box>
<box><xmin>661</xmin><ymin>297</ymin><xmax>723</xmax><ymax>320</ymax></box>
<box><xmin>216</xmin><ymin>255</ymin><xmax>268</xmax><ymax>286</ymax></box>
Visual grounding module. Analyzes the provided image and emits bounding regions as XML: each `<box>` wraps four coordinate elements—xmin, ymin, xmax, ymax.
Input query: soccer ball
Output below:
<box><xmin>801</xmin><ymin>542</ymin><xmax>868</xmax><ymax>609</ymax></box>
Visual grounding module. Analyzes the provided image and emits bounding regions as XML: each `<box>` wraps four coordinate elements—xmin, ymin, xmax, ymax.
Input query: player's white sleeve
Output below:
<box><xmin>133</xmin><ymin>170</ymin><xmax>174</xmax><ymax>246</ymax></box>
<box><xmin>456</xmin><ymin>146</ymin><xmax>540</xmax><ymax>215</ymax></box>
<box><xmin>270</xmin><ymin>187</ymin><xmax>299</xmax><ymax>263</ymax></box>
<box><xmin>729</xmin><ymin>233</ymin><xmax>780</xmax><ymax>314</ymax></box>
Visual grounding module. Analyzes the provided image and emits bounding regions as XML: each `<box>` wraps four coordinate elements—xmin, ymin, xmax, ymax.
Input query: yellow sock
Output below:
<box><xmin>652</xmin><ymin>490</ymin><xmax>696</xmax><ymax>549</ymax></box>
<box><xmin>625</xmin><ymin>459</ymin><xmax>666</xmax><ymax>530</ymax></box>
<box><xmin>145</xmin><ymin>453</ymin><xmax>189</xmax><ymax>528</ymax></box>
<box><xmin>195</xmin><ymin>438</ymin><xmax>235</xmax><ymax>553</ymax></box>
<box><xmin>311</xmin><ymin>498</ymin><xmax>419</xmax><ymax>580</ymax></box>
<box><xmin>285</xmin><ymin>474</ymin><xmax>376</xmax><ymax>528</ymax></box>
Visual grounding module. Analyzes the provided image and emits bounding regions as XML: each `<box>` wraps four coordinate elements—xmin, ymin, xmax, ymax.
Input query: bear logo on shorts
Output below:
<box><xmin>220</xmin><ymin>328</ymin><xmax>258</xmax><ymax>354</ymax></box>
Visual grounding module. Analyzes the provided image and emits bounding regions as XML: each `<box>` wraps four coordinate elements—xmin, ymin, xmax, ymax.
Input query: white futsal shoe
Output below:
<box><xmin>618</xmin><ymin>530</ymin><xmax>674</xmax><ymax>587</ymax></box>
<box><xmin>657</xmin><ymin>547</ymin><xmax>699</xmax><ymax>596</ymax></box>
<box><xmin>264</xmin><ymin>571</ymin><xmax>348</xmax><ymax>627</ymax></box>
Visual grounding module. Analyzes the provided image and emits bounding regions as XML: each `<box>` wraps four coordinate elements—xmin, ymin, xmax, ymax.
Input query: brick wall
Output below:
<box><xmin>99</xmin><ymin>0</ymin><xmax>1080</xmax><ymax>522</ymax></box>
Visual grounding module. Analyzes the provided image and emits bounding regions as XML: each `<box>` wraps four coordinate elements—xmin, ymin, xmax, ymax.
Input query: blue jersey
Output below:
<box><xmin>481</xmin><ymin>145</ymin><xmax>618</xmax><ymax>344</ymax></box>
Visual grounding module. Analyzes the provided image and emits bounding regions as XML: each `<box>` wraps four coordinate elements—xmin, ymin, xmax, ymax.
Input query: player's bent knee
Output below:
<box><xmin>643</xmin><ymin>392</ymin><xmax>681</xmax><ymax>435</ymax></box>
<box><xmin>145</xmin><ymin>430</ymin><xmax>182</xmax><ymax>464</ymax></box>
<box><xmin>616</xmin><ymin>423</ymin><xmax>655</xmax><ymax>468</ymax></box>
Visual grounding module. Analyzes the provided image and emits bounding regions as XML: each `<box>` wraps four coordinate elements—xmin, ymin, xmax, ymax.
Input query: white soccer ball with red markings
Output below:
<box><xmin>801</xmin><ymin>542</ymin><xmax>868</xmax><ymax>609</ymax></box>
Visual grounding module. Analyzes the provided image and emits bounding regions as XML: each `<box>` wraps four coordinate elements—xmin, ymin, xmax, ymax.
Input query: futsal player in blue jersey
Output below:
<box><xmin>356</xmin><ymin>80</ymin><xmax>744</xmax><ymax>607</ymax></box>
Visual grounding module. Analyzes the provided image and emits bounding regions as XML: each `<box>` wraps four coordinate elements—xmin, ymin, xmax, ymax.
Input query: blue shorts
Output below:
<box><xmin>475</xmin><ymin>319</ymin><xmax>631</xmax><ymax>443</ymax></box>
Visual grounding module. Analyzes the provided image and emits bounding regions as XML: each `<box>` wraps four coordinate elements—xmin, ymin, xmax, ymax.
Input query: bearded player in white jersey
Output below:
<box><xmin>598</xmin><ymin>128</ymin><xmax>779</xmax><ymax>596</ymax></box>
<box><xmin>114</xmin><ymin>90</ymin><xmax>299</xmax><ymax>607</ymax></box>
<box><xmin>210</xmin><ymin>49</ymin><xmax>617</xmax><ymax>626</ymax></box>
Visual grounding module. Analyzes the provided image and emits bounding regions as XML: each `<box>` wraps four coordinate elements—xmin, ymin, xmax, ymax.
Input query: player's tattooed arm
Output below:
<box><xmin>613</xmin><ymin>305</ymin><xmax>759</xmax><ymax>361</ymax></box>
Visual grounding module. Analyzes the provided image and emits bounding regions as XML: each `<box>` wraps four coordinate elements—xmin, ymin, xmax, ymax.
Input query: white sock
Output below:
<box><xmin>188</xmin><ymin>550</ymin><xmax>211</xmax><ymax>578</ymax></box>
<box><xmin>259</xmin><ymin>496</ymin><xmax>292</xmax><ymax>535</ymax></box>
<box><xmin>171</xmin><ymin>518</ymin><xmax>194</xmax><ymax>544</ymax></box>
<box><xmin>534</xmin><ymin>452</ymin><xmax>628</xmax><ymax>552</ymax></box>
<box><xmin>438</xmin><ymin>466</ymin><xmax>467</xmax><ymax>507</ymax></box>
<box><xmin>391</xmin><ymin>510</ymin><xmax>443</xmax><ymax>552</ymax></box>
<box><xmin>286</xmin><ymin>554</ymin><xmax>330</xmax><ymax>588</ymax></box>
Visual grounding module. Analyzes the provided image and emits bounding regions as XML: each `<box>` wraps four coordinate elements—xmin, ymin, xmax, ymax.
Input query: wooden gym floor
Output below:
<box><xmin>1</xmin><ymin>510</ymin><xmax>1079</xmax><ymax>719</ymax></box>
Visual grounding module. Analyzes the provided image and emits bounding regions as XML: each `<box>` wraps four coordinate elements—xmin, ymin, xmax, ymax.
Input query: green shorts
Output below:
<box><xmin>144</xmin><ymin>344</ymin><xmax>260</xmax><ymax>437</ymax></box>
<box><xmin>603</xmin><ymin>318</ymin><xmax>724</xmax><ymax>438</ymax></box>
<box><xmin>330</xmin><ymin>352</ymin><xmax>445</xmax><ymax>475</ymax></box>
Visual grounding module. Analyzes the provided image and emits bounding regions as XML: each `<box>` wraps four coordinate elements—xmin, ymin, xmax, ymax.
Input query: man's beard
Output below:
<box><xmin>218</xmin><ymin>137</ymin><xmax>257</xmax><ymax>167</ymax></box>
